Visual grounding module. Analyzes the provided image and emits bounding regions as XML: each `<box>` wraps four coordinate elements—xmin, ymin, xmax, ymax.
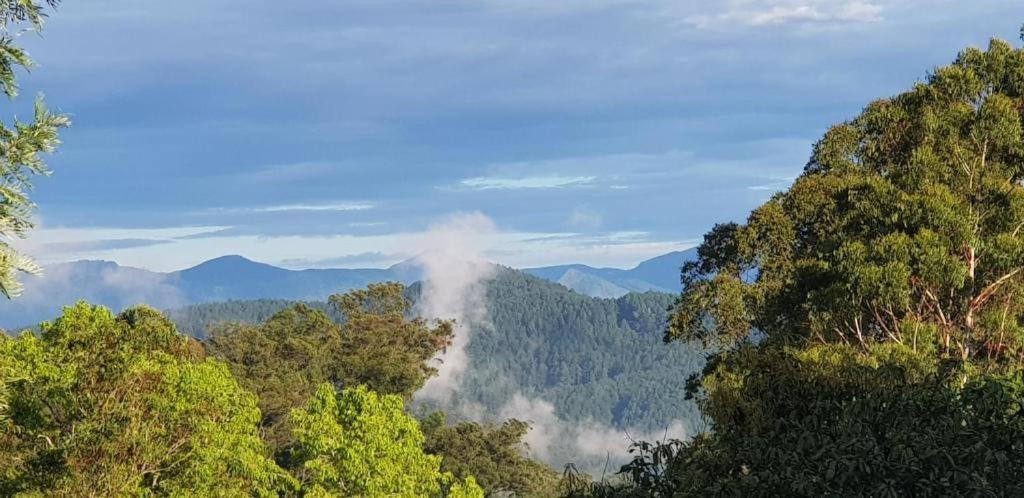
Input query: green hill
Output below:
<box><xmin>168</xmin><ymin>269</ymin><xmax>705</xmax><ymax>445</ymax></box>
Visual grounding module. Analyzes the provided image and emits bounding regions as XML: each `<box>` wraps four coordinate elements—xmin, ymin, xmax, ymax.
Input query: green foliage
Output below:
<box><xmin>165</xmin><ymin>298</ymin><xmax>340</xmax><ymax>338</ymax></box>
<box><xmin>666</xmin><ymin>344</ymin><xmax>1024</xmax><ymax>496</ymax></box>
<box><xmin>204</xmin><ymin>282</ymin><xmax>453</xmax><ymax>452</ymax></box>
<box><xmin>650</xmin><ymin>36</ymin><xmax>1024</xmax><ymax>497</ymax></box>
<box><xmin>0</xmin><ymin>302</ymin><xmax>294</xmax><ymax>496</ymax></box>
<box><xmin>669</xmin><ymin>38</ymin><xmax>1024</xmax><ymax>361</ymax></box>
<box><xmin>173</xmin><ymin>271</ymin><xmax>708</xmax><ymax>469</ymax></box>
<box><xmin>173</xmin><ymin>272</ymin><xmax>705</xmax><ymax>436</ymax></box>
<box><xmin>562</xmin><ymin>439</ymin><xmax>686</xmax><ymax>498</ymax></box>
<box><xmin>415</xmin><ymin>269</ymin><xmax>706</xmax><ymax>436</ymax></box>
<box><xmin>0</xmin><ymin>0</ymin><xmax>69</xmax><ymax>299</ymax></box>
<box><xmin>290</xmin><ymin>383</ymin><xmax>483</xmax><ymax>497</ymax></box>
<box><xmin>422</xmin><ymin>413</ymin><xmax>562</xmax><ymax>496</ymax></box>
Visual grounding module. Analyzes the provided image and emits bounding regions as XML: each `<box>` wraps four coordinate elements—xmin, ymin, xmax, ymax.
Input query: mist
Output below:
<box><xmin>410</xmin><ymin>212</ymin><xmax>690</xmax><ymax>474</ymax></box>
<box><xmin>413</xmin><ymin>212</ymin><xmax>498</xmax><ymax>404</ymax></box>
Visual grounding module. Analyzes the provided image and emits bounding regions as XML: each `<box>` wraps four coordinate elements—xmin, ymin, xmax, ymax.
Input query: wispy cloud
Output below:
<box><xmin>685</xmin><ymin>1</ymin><xmax>884</xmax><ymax>29</ymax></box>
<box><xmin>39</xmin><ymin>238</ymin><xmax>175</xmax><ymax>253</ymax></box>
<box><xmin>199</xmin><ymin>202</ymin><xmax>376</xmax><ymax>214</ymax></box>
<box><xmin>18</xmin><ymin>218</ymin><xmax>690</xmax><ymax>273</ymax></box>
<box><xmin>746</xmin><ymin>177</ymin><xmax>796</xmax><ymax>192</ymax></box>
<box><xmin>14</xmin><ymin>225</ymin><xmax>230</xmax><ymax>263</ymax></box>
<box><xmin>278</xmin><ymin>251</ymin><xmax>402</xmax><ymax>269</ymax></box>
<box><xmin>454</xmin><ymin>175</ymin><xmax>597</xmax><ymax>191</ymax></box>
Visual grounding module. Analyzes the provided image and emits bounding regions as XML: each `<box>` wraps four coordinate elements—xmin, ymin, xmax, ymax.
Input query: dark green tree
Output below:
<box><xmin>670</xmin><ymin>37</ymin><xmax>1024</xmax><ymax>359</ymax></box>
<box><xmin>421</xmin><ymin>413</ymin><xmax>562</xmax><ymax>496</ymax></box>
<box><xmin>652</xmin><ymin>36</ymin><xmax>1024</xmax><ymax>497</ymax></box>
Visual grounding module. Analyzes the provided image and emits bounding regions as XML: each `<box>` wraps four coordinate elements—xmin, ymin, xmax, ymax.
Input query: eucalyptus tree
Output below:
<box><xmin>0</xmin><ymin>0</ymin><xmax>69</xmax><ymax>298</ymax></box>
<box><xmin>649</xmin><ymin>36</ymin><xmax>1024</xmax><ymax>497</ymax></box>
<box><xmin>670</xmin><ymin>37</ymin><xmax>1024</xmax><ymax>363</ymax></box>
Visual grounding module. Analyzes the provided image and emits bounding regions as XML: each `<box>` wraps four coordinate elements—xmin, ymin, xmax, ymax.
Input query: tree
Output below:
<box><xmin>204</xmin><ymin>282</ymin><xmax>454</xmax><ymax>453</ymax></box>
<box><xmin>670</xmin><ymin>36</ymin><xmax>1024</xmax><ymax>361</ymax></box>
<box><xmin>0</xmin><ymin>0</ymin><xmax>70</xmax><ymax>299</ymax></box>
<box><xmin>662</xmin><ymin>343</ymin><xmax>1024</xmax><ymax>496</ymax></box>
<box><xmin>289</xmin><ymin>383</ymin><xmax>483</xmax><ymax>497</ymax></box>
<box><xmin>654</xmin><ymin>36</ymin><xmax>1024</xmax><ymax>496</ymax></box>
<box><xmin>421</xmin><ymin>413</ymin><xmax>563</xmax><ymax>496</ymax></box>
<box><xmin>0</xmin><ymin>302</ymin><xmax>294</xmax><ymax>495</ymax></box>
<box><xmin>329</xmin><ymin>282</ymin><xmax>454</xmax><ymax>397</ymax></box>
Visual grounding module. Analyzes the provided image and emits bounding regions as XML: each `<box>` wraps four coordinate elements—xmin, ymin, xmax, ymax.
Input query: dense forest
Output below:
<box><xmin>3</xmin><ymin>1</ymin><xmax>1024</xmax><ymax>496</ymax></box>
<box><xmin>168</xmin><ymin>269</ymin><xmax>707</xmax><ymax>470</ymax></box>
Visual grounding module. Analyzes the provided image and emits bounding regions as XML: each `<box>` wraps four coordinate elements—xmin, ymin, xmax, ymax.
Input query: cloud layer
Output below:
<box><xmin>12</xmin><ymin>0</ymin><xmax>1023</xmax><ymax>270</ymax></box>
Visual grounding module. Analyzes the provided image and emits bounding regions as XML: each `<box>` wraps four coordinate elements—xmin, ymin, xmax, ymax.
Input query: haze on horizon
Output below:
<box><xmin>12</xmin><ymin>0</ymin><xmax>1022</xmax><ymax>272</ymax></box>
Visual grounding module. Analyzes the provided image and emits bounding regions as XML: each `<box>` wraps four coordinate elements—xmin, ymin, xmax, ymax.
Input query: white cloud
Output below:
<box><xmin>199</xmin><ymin>202</ymin><xmax>376</xmax><ymax>214</ymax></box>
<box><xmin>746</xmin><ymin>176</ymin><xmax>796</xmax><ymax>191</ymax></box>
<box><xmin>456</xmin><ymin>175</ymin><xmax>596</xmax><ymax>190</ymax></box>
<box><xmin>684</xmin><ymin>1</ymin><xmax>884</xmax><ymax>29</ymax></box>
<box><xmin>496</xmin><ymin>392</ymin><xmax>689</xmax><ymax>471</ymax></box>
<box><xmin>13</xmin><ymin>225</ymin><xmax>229</xmax><ymax>263</ymax></box>
<box><xmin>15</xmin><ymin>220</ymin><xmax>691</xmax><ymax>272</ymax></box>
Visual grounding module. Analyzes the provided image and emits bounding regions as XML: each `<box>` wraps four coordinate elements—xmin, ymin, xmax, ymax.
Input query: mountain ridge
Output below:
<box><xmin>0</xmin><ymin>250</ymin><xmax>694</xmax><ymax>328</ymax></box>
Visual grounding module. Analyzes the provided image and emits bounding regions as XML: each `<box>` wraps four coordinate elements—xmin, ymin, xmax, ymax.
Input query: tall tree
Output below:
<box><xmin>669</xmin><ymin>37</ymin><xmax>1024</xmax><ymax>362</ymax></box>
<box><xmin>648</xmin><ymin>36</ymin><xmax>1024</xmax><ymax>497</ymax></box>
<box><xmin>0</xmin><ymin>0</ymin><xmax>70</xmax><ymax>298</ymax></box>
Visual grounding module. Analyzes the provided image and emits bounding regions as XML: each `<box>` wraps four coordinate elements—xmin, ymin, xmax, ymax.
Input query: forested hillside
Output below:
<box><xmin>169</xmin><ymin>268</ymin><xmax>707</xmax><ymax>443</ymax></box>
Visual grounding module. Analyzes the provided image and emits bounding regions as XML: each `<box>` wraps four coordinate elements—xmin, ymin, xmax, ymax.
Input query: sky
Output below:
<box><xmin>8</xmin><ymin>0</ymin><xmax>1023</xmax><ymax>271</ymax></box>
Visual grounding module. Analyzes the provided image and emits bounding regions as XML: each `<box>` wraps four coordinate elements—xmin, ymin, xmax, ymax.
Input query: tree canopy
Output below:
<box><xmin>0</xmin><ymin>302</ymin><xmax>295</xmax><ymax>495</ymax></box>
<box><xmin>421</xmin><ymin>413</ymin><xmax>563</xmax><ymax>497</ymax></box>
<box><xmin>203</xmin><ymin>282</ymin><xmax>453</xmax><ymax>451</ymax></box>
<box><xmin>639</xmin><ymin>36</ymin><xmax>1024</xmax><ymax>497</ymax></box>
<box><xmin>669</xmin><ymin>37</ymin><xmax>1024</xmax><ymax>362</ymax></box>
<box><xmin>0</xmin><ymin>298</ymin><xmax>495</xmax><ymax>496</ymax></box>
<box><xmin>289</xmin><ymin>383</ymin><xmax>483</xmax><ymax>497</ymax></box>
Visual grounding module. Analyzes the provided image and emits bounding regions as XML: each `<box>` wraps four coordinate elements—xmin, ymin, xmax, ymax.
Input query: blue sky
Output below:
<box><xmin>10</xmin><ymin>0</ymin><xmax>1023</xmax><ymax>271</ymax></box>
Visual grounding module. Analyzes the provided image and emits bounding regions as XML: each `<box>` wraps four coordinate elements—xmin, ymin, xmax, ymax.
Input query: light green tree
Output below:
<box><xmin>0</xmin><ymin>0</ymin><xmax>70</xmax><ymax>298</ymax></box>
<box><xmin>0</xmin><ymin>302</ymin><xmax>295</xmax><ymax>495</ymax></box>
<box><xmin>290</xmin><ymin>383</ymin><xmax>483</xmax><ymax>497</ymax></box>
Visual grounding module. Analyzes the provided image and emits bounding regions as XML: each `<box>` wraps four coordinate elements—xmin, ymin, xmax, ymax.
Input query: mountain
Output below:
<box><xmin>173</xmin><ymin>255</ymin><xmax>417</xmax><ymax>303</ymax></box>
<box><xmin>0</xmin><ymin>251</ymin><xmax>689</xmax><ymax>329</ymax></box>
<box><xmin>524</xmin><ymin>248</ymin><xmax>695</xmax><ymax>298</ymax></box>
<box><xmin>555</xmin><ymin>268</ymin><xmax>630</xmax><ymax>299</ymax></box>
<box><xmin>167</xmin><ymin>269</ymin><xmax>706</xmax><ymax>471</ymax></box>
<box><xmin>0</xmin><ymin>256</ymin><xmax>422</xmax><ymax>329</ymax></box>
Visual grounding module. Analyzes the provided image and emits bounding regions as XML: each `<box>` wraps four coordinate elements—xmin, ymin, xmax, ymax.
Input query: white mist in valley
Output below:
<box><xmin>411</xmin><ymin>212</ymin><xmax>690</xmax><ymax>473</ymax></box>
<box><xmin>500</xmin><ymin>393</ymin><xmax>690</xmax><ymax>472</ymax></box>
<box><xmin>413</xmin><ymin>212</ymin><xmax>497</xmax><ymax>403</ymax></box>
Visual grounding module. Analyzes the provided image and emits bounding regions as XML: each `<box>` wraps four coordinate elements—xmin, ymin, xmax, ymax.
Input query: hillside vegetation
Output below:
<box><xmin>169</xmin><ymin>269</ymin><xmax>707</xmax><ymax>440</ymax></box>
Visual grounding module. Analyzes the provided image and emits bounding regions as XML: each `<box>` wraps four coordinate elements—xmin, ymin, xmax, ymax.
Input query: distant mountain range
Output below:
<box><xmin>0</xmin><ymin>249</ymin><xmax>694</xmax><ymax>328</ymax></box>
<box><xmin>524</xmin><ymin>250</ymin><xmax>693</xmax><ymax>298</ymax></box>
